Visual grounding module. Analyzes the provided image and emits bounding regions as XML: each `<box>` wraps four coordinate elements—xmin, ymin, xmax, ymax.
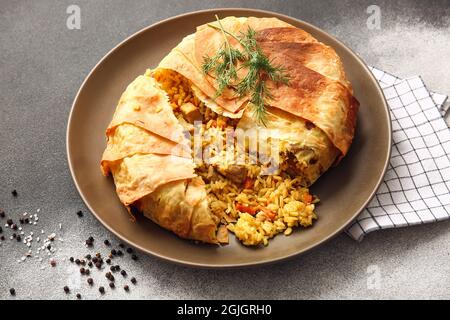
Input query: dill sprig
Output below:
<box><xmin>201</xmin><ymin>15</ymin><xmax>289</xmax><ymax>125</ymax></box>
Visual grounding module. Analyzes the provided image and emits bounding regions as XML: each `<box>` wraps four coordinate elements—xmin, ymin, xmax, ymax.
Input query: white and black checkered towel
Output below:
<box><xmin>346</xmin><ymin>67</ymin><xmax>450</xmax><ymax>241</ymax></box>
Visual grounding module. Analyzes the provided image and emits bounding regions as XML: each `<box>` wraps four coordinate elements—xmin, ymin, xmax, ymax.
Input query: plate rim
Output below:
<box><xmin>66</xmin><ymin>7</ymin><xmax>392</xmax><ymax>268</ymax></box>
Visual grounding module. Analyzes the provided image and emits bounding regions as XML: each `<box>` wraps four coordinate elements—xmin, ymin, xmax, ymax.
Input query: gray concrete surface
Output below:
<box><xmin>0</xmin><ymin>0</ymin><xmax>449</xmax><ymax>300</ymax></box>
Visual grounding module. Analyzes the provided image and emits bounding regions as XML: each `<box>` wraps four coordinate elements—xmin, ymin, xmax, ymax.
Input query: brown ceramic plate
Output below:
<box><xmin>66</xmin><ymin>8</ymin><xmax>391</xmax><ymax>268</ymax></box>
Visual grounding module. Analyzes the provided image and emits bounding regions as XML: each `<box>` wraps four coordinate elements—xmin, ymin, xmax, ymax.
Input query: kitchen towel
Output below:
<box><xmin>346</xmin><ymin>66</ymin><xmax>450</xmax><ymax>241</ymax></box>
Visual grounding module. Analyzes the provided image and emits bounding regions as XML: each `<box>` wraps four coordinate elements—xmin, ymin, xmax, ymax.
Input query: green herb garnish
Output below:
<box><xmin>201</xmin><ymin>15</ymin><xmax>289</xmax><ymax>125</ymax></box>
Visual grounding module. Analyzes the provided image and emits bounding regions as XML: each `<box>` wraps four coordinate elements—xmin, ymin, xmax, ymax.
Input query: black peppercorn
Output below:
<box><xmin>9</xmin><ymin>288</ymin><xmax>16</xmax><ymax>295</ymax></box>
<box><xmin>0</xmin><ymin>211</ymin><xmax>5</xmax><ymax>218</ymax></box>
<box><xmin>16</xmin><ymin>235</ymin><xmax>21</xmax><ymax>242</ymax></box>
<box><xmin>109</xmin><ymin>282</ymin><xmax>115</xmax><ymax>289</ymax></box>
<box><xmin>111</xmin><ymin>249</ymin><xmax>117</xmax><ymax>256</ymax></box>
<box><xmin>104</xmin><ymin>239</ymin><xmax>110</xmax><ymax>246</ymax></box>
<box><xmin>6</xmin><ymin>219</ymin><xmax>13</xmax><ymax>225</ymax></box>
<box><xmin>87</xmin><ymin>278</ymin><xmax>93</xmax><ymax>285</ymax></box>
<box><xmin>121</xmin><ymin>270</ymin><xmax>127</xmax><ymax>277</ymax></box>
<box><xmin>0</xmin><ymin>227</ymin><xmax>2</xmax><ymax>233</ymax></box>
<box><xmin>76</xmin><ymin>210</ymin><xmax>83</xmax><ymax>217</ymax></box>
<box><xmin>69</xmin><ymin>257</ymin><xmax>74</xmax><ymax>262</ymax></box>
<box><xmin>85</xmin><ymin>254</ymin><xmax>91</xmax><ymax>260</ymax></box>
<box><xmin>76</xmin><ymin>293</ymin><xmax>81</xmax><ymax>300</ymax></box>
<box><xmin>124</xmin><ymin>284</ymin><xmax>129</xmax><ymax>291</ymax></box>
<box><xmin>131</xmin><ymin>254</ymin><xmax>138</xmax><ymax>261</ymax></box>
<box><xmin>99</xmin><ymin>286</ymin><xmax>105</xmax><ymax>294</ymax></box>
<box><xmin>126</xmin><ymin>247</ymin><xmax>133</xmax><ymax>254</ymax></box>
<box><xmin>131</xmin><ymin>277</ymin><xmax>137</xmax><ymax>284</ymax></box>
<box><xmin>106</xmin><ymin>258</ymin><xmax>111</xmax><ymax>264</ymax></box>
<box><xmin>63</xmin><ymin>286</ymin><xmax>70</xmax><ymax>293</ymax></box>
<box><xmin>75</xmin><ymin>259</ymin><xmax>80</xmax><ymax>265</ymax></box>
<box><xmin>117</xmin><ymin>250</ymin><xmax>123</xmax><ymax>257</ymax></box>
<box><xmin>85</xmin><ymin>269</ymin><xmax>90</xmax><ymax>276</ymax></box>
<box><xmin>11</xmin><ymin>190</ymin><xmax>18</xmax><ymax>197</ymax></box>
<box><xmin>80</xmin><ymin>267</ymin><xmax>85</xmax><ymax>274</ymax></box>
<box><xmin>119</xmin><ymin>243</ymin><xmax>125</xmax><ymax>248</ymax></box>
<box><xmin>95</xmin><ymin>262</ymin><xmax>101</xmax><ymax>269</ymax></box>
<box><xmin>88</xmin><ymin>261</ymin><xmax>93</xmax><ymax>268</ymax></box>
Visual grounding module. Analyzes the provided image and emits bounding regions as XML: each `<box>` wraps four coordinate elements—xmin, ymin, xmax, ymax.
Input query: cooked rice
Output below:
<box><xmin>152</xmin><ymin>68</ymin><xmax>318</xmax><ymax>246</ymax></box>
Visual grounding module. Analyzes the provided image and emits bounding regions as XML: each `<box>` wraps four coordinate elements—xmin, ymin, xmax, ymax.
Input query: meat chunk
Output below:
<box><xmin>217</xmin><ymin>165</ymin><xmax>248</xmax><ymax>185</ymax></box>
<box><xmin>180</xmin><ymin>102</ymin><xmax>202</xmax><ymax>123</ymax></box>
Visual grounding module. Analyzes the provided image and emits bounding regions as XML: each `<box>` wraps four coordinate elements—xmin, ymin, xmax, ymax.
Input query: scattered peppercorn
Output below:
<box><xmin>111</xmin><ymin>249</ymin><xmax>117</xmax><ymax>256</ymax></box>
<box><xmin>80</xmin><ymin>267</ymin><xmax>85</xmax><ymax>274</ymax></box>
<box><xmin>0</xmin><ymin>227</ymin><xmax>2</xmax><ymax>233</ymax></box>
<box><xmin>88</xmin><ymin>261</ymin><xmax>93</xmax><ymax>268</ymax></box>
<box><xmin>119</xmin><ymin>243</ymin><xmax>125</xmax><ymax>248</ymax></box>
<box><xmin>19</xmin><ymin>218</ymin><xmax>24</xmax><ymax>224</ymax></box>
<box><xmin>50</xmin><ymin>259</ymin><xmax>56</xmax><ymax>267</ymax></box>
<box><xmin>76</xmin><ymin>210</ymin><xmax>83</xmax><ymax>217</ymax></box>
<box><xmin>0</xmin><ymin>211</ymin><xmax>5</xmax><ymax>218</ymax></box>
<box><xmin>104</xmin><ymin>239</ymin><xmax>110</xmax><ymax>246</ymax></box>
<box><xmin>75</xmin><ymin>259</ymin><xmax>80</xmax><ymax>265</ymax></box>
<box><xmin>0</xmin><ymin>236</ymin><xmax>5</xmax><ymax>241</ymax></box>
<box><xmin>16</xmin><ymin>235</ymin><xmax>21</xmax><ymax>242</ymax></box>
<box><xmin>109</xmin><ymin>282</ymin><xmax>115</xmax><ymax>289</ymax></box>
<box><xmin>124</xmin><ymin>285</ymin><xmax>129</xmax><ymax>291</ymax></box>
<box><xmin>92</xmin><ymin>257</ymin><xmax>98</xmax><ymax>263</ymax></box>
<box><xmin>76</xmin><ymin>293</ymin><xmax>81</xmax><ymax>300</ymax></box>
<box><xmin>95</xmin><ymin>262</ymin><xmax>101</xmax><ymax>269</ymax></box>
<box><xmin>114</xmin><ymin>265</ymin><xmax>120</xmax><ymax>271</ymax></box>
<box><xmin>69</xmin><ymin>257</ymin><xmax>74</xmax><ymax>262</ymax></box>
<box><xmin>12</xmin><ymin>233</ymin><xmax>16</xmax><ymax>239</ymax></box>
<box><xmin>131</xmin><ymin>277</ymin><xmax>137</xmax><ymax>284</ymax></box>
<box><xmin>11</xmin><ymin>224</ymin><xmax>17</xmax><ymax>230</ymax></box>
<box><xmin>126</xmin><ymin>248</ymin><xmax>133</xmax><ymax>254</ymax></box>
<box><xmin>99</xmin><ymin>286</ymin><xmax>105</xmax><ymax>294</ymax></box>
<box><xmin>106</xmin><ymin>258</ymin><xmax>111</xmax><ymax>264</ymax></box>
<box><xmin>9</xmin><ymin>288</ymin><xmax>16</xmax><ymax>295</ymax></box>
<box><xmin>80</xmin><ymin>259</ymin><xmax>86</xmax><ymax>266</ymax></box>
<box><xmin>85</xmin><ymin>269</ymin><xmax>90</xmax><ymax>276</ymax></box>
<box><xmin>117</xmin><ymin>250</ymin><xmax>123</xmax><ymax>257</ymax></box>
<box><xmin>47</xmin><ymin>245</ymin><xmax>51</xmax><ymax>250</ymax></box>
<box><xmin>7</xmin><ymin>219</ymin><xmax>13</xmax><ymax>226</ymax></box>
<box><xmin>24</xmin><ymin>218</ymin><xmax>29</xmax><ymax>224</ymax></box>
<box><xmin>87</xmin><ymin>278</ymin><xmax>93</xmax><ymax>285</ymax></box>
<box><xmin>131</xmin><ymin>254</ymin><xmax>138</xmax><ymax>261</ymax></box>
<box><xmin>11</xmin><ymin>190</ymin><xmax>18</xmax><ymax>197</ymax></box>
<box><xmin>63</xmin><ymin>286</ymin><xmax>70</xmax><ymax>293</ymax></box>
<box><xmin>85</xmin><ymin>254</ymin><xmax>92</xmax><ymax>260</ymax></box>
<box><xmin>120</xmin><ymin>270</ymin><xmax>127</xmax><ymax>277</ymax></box>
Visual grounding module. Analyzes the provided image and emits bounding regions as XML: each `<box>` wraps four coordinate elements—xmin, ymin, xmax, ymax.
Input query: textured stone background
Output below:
<box><xmin>0</xmin><ymin>0</ymin><xmax>449</xmax><ymax>299</ymax></box>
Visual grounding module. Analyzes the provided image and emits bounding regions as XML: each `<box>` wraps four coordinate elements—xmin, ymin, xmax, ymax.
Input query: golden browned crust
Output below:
<box><xmin>159</xmin><ymin>16</ymin><xmax>359</xmax><ymax>157</ymax></box>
